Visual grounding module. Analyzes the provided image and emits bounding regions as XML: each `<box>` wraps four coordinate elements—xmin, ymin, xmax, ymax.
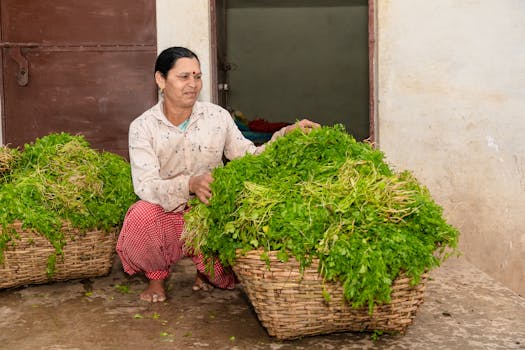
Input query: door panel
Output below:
<box><xmin>3</xmin><ymin>48</ymin><xmax>154</xmax><ymax>154</ymax></box>
<box><xmin>1</xmin><ymin>0</ymin><xmax>157</xmax><ymax>158</ymax></box>
<box><xmin>1</xmin><ymin>0</ymin><xmax>155</xmax><ymax>44</ymax></box>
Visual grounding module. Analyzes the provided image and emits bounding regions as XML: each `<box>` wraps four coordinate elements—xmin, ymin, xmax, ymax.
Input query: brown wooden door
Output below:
<box><xmin>0</xmin><ymin>0</ymin><xmax>157</xmax><ymax>158</ymax></box>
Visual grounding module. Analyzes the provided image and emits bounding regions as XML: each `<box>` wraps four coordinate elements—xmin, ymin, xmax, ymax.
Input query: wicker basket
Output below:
<box><xmin>233</xmin><ymin>250</ymin><xmax>428</xmax><ymax>340</ymax></box>
<box><xmin>0</xmin><ymin>221</ymin><xmax>118</xmax><ymax>289</ymax></box>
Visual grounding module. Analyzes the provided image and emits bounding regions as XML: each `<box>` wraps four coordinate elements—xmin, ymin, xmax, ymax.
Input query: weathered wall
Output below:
<box><xmin>376</xmin><ymin>0</ymin><xmax>525</xmax><ymax>296</ymax></box>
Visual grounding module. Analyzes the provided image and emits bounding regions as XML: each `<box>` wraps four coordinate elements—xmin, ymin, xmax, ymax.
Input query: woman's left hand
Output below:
<box><xmin>189</xmin><ymin>173</ymin><xmax>213</xmax><ymax>205</ymax></box>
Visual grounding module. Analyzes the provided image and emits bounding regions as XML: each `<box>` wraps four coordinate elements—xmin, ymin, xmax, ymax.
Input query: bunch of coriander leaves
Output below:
<box><xmin>0</xmin><ymin>132</ymin><xmax>137</xmax><ymax>276</ymax></box>
<box><xmin>183</xmin><ymin>124</ymin><xmax>459</xmax><ymax>312</ymax></box>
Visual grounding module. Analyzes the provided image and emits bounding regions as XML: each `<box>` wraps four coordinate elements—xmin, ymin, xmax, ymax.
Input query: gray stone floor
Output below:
<box><xmin>0</xmin><ymin>256</ymin><xmax>524</xmax><ymax>350</ymax></box>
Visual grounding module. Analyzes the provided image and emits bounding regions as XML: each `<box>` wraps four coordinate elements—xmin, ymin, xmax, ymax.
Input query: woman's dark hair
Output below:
<box><xmin>154</xmin><ymin>47</ymin><xmax>200</xmax><ymax>77</ymax></box>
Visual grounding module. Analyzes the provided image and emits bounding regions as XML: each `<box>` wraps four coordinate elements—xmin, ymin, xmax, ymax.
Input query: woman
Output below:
<box><xmin>116</xmin><ymin>46</ymin><xmax>319</xmax><ymax>302</ymax></box>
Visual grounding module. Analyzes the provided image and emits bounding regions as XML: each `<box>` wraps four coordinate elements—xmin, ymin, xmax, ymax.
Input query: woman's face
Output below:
<box><xmin>156</xmin><ymin>57</ymin><xmax>202</xmax><ymax>109</ymax></box>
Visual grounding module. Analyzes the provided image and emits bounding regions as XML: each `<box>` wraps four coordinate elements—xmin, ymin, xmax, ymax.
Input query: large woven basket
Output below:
<box><xmin>233</xmin><ymin>250</ymin><xmax>428</xmax><ymax>340</ymax></box>
<box><xmin>0</xmin><ymin>221</ymin><xmax>118</xmax><ymax>289</ymax></box>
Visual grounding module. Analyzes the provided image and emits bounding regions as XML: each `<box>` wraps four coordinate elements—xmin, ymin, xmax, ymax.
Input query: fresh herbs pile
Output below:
<box><xmin>183</xmin><ymin>125</ymin><xmax>459</xmax><ymax>311</ymax></box>
<box><xmin>0</xmin><ymin>133</ymin><xmax>137</xmax><ymax>274</ymax></box>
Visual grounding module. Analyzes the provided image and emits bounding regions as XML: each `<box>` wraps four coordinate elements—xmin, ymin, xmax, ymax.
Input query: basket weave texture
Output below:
<box><xmin>233</xmin><ymin>250</ymin><xmax>428</xmax><ymax>340</ymax></box>
<box><xmin>0</xmin><ymin>221</ymin><xmax>117</xmax><ymax>289</ymax></box>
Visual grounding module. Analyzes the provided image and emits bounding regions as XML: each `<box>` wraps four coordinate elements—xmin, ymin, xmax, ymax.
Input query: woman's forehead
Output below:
<box><xmin>172</xmin><ymin>57</ymin><xmax>201</xmax><ymax>72</ymax></box>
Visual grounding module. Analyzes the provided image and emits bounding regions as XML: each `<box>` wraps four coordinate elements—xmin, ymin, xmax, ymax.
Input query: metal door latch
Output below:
<box><xmin>8</xmin><ymin>47</ymin><xmax>29</xmax><ymax>86</ymax></box>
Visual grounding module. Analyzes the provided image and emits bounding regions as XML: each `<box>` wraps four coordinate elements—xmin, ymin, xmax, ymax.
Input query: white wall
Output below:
<box><xmin>156</xmin><ymin>0</ymin><xmax>213</xmax><ymax>102</ymax></box>
<box><xmin>376</xmin><ymin>0</ymin><xmax>525</xmax><ymax>296</ymax></box>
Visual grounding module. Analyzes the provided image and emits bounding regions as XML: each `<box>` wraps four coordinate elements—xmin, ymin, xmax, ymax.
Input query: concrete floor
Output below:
<box><xmin>0</xmin><ymin>256</ymin><xmax>524</xmax><ymax>350</ymax></box>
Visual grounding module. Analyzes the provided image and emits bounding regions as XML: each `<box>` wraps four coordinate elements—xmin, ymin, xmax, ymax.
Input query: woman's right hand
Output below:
<box><xmin>189</xmin><ymin>173</ymin><xmax>214</xmax><ymax>204</ymax></box>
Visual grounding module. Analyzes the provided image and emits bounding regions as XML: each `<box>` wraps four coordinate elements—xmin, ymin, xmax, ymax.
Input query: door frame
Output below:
<box><xmin>209</xmin><ymin>0</ymin><xmax>218</xmax><ymax>105</ymax></box>
<box><xmin>0</xmin><ymin>6</ymin><xmax>4</xmax><ymax>145</ymax></box>
<box><xmin>368</xmin><ymin>0</ymin><xmax>377</xmax><ymax>143</ymax></box>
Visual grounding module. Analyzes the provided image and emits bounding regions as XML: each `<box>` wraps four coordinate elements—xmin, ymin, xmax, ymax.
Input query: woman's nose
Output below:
<box><xmin>188</xmin><ymin>76</ymin><xmax>200</xmax><ymax>86</ymax></box>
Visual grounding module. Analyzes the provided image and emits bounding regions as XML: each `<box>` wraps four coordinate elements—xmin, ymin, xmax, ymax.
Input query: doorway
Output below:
<box><xmin>0</xmin><ymin>0</ymin><xmax>157</xmax><ymax>158</ymax></box>
<box><xmin>213</xmin><ymin>0</ymin><xmax>370</xmax><ymax>141</ymax></box>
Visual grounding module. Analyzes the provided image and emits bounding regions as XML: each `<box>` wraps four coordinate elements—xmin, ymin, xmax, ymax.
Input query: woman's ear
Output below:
<box><xmin>155</xmin><ymin>71</ymin><xmax>166</xmax><ymax>92</ymax></box>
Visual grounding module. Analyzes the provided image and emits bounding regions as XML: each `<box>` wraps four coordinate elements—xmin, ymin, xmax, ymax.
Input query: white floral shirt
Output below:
<box><xmin>128</xmin><ymin>100</ymin><xmax>284</xmax><ymax>212</ymax></box>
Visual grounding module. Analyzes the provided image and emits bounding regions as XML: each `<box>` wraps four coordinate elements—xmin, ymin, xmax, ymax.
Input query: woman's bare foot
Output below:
<box><xmin>192</xmin><ymin>272</ymin><xmax>214</xmax><ymax>291</ymax></box>
<box><xmin>140</xmin><ymin>279</ymin><xmax>166</xmax><ymax>302</ymax></box>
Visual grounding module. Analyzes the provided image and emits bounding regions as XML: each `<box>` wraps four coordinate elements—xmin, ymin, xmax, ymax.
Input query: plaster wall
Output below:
<box><xmin>156</xmin><ymin>0</ymin><xmax>213</xmax><ymax>102</ymax></box>
<box><xmin>376</xmin><ymin>0</ymin><xmax>525</xmax><ymax>296</ymax></box>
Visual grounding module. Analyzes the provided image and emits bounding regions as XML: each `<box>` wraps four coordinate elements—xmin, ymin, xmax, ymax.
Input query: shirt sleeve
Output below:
<box><xmin>128</xmin><ymin>118</ymin><xmax>190</xmax><ymax>212</ymax></box>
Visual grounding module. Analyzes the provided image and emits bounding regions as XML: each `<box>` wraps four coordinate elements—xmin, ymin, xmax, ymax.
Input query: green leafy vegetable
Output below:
<box><xmin>0</xmin><ymin>132</ymin><xmax>137</xmax><ymax>275</ymax></box>
<box><xmin>183</xmin><ymin>125</ymin><xmax>459</xmax><ymax>311</ymax></box>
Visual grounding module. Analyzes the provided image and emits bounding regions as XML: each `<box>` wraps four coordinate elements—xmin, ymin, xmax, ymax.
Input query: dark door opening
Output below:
<box><xmin>212</xmin><ymin>0</ymin><xmax>371</xmax><ymax>142</ymax></box>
